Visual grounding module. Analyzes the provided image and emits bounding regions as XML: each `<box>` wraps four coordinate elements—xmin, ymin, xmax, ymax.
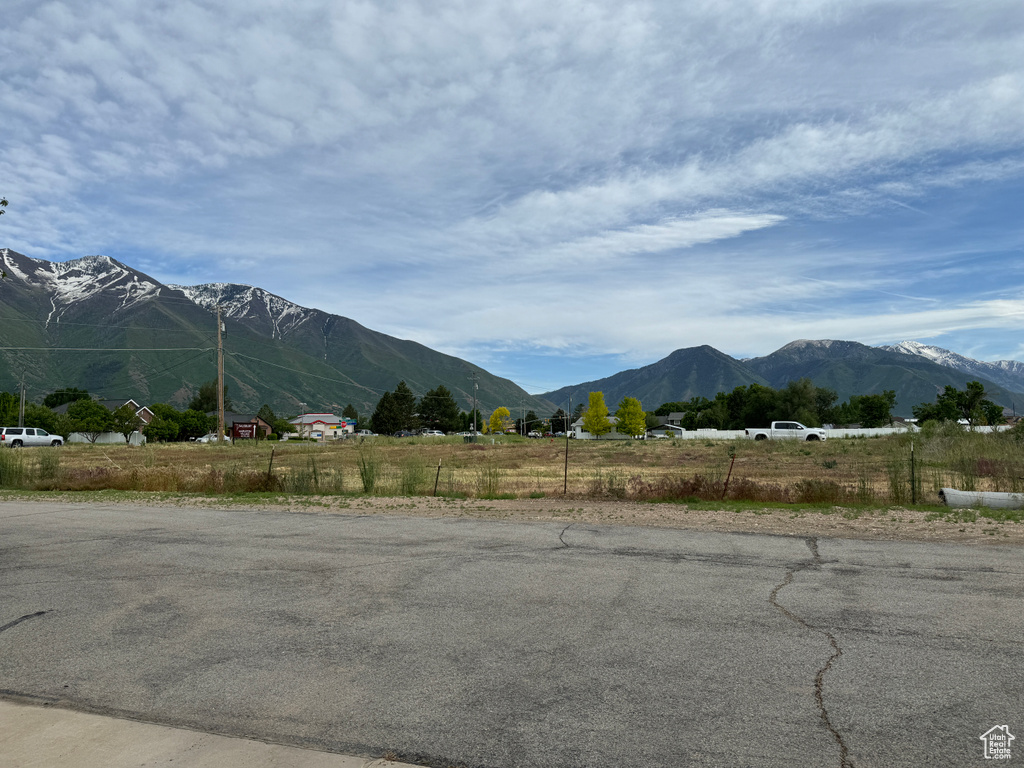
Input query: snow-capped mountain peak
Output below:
<box><xmin>881</xmin><ymin>341</ymin><xmax>1024</xmax><ymax>394</ymax></box>
<box><xmin>170</xmin><ymin>282</ymin><xmax>315</xmax><ymax>339</ymax></box>
<box><xmin>1</xmin><ymin>250</ymin><xmax>163</xmax><ymax>325</ymax></box>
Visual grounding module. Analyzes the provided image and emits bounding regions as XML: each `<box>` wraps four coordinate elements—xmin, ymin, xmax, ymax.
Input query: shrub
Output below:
<box><xmin>357</xmin><ymin>448</ymin><xmax>381</xmax><ymax>493</ymax></box>
<box><xmin>0</xmin><ymin>449</ymin><xmax>27</xmax><ymax>488</ymax></box>
<box><xmin>476</xmin><ymin>462</ymin><xmax>503</xmax><ymax>498</ymax></box>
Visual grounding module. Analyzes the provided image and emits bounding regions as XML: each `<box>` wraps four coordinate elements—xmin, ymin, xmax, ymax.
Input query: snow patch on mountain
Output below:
<box><xmin>881</xmin><ymin>341</ymin><xmax>1024</xmax><ymax>394</ymax></box>
<box><xmin>884</xmin><ymin>341</ymin><xmax>964</xmax><ymax>367</ymax></box>
<box><xmin>171</xmin><ymin>283</ymin><xmax>314</xmax><ymax>339</ymax></box>
<box><xmin>1</xmin><ymin>251</ymin><xmax>163</xmax><ymax>325</ymax></box>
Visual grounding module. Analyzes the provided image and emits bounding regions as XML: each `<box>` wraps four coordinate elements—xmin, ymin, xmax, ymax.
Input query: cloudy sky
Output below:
<box><xmin>3</xmin><ymin>0</ymin><xmax>1023</xmax><ymax>392</ymax></box>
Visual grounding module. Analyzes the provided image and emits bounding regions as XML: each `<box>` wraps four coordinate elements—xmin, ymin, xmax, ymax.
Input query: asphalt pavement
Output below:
<box><xmin>0</xmin><ymin>501</ymin><xmax>1021</xmax><ymax>767</ymax></box>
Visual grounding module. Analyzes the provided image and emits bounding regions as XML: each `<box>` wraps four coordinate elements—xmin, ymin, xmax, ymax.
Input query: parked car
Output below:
<box><xmin>393</xmin><ymin>430</ymin><xmax>416</xmax><ymax>438</ymax></box>
<box><xmin>356</xmin><ymin>429</ymin><xmax>377</xmax><ymax>437</ymax></box>
<box><xmin>420</xmin><ymin>429</ymin><xmax>445</xmax><ymax>437</ymax></box>
<box><xmin>195</xmin><ymin>433</ymin><xmax>229</xmax><ymax>443</ymax></box>
<box><xmin>0</xmin><ymin>427</ymin><xmax>64</xmax><ymax>447</ymax></box>
<box><xmin>745</xmin><ymin>421</ymin><xmax>827</xmax><ymax>441</ymax></box>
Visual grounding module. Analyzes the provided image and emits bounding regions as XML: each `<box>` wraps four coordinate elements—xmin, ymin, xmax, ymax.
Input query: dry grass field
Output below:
<box><xmin>2</xmin><ymin>424</ymin><xmax>1022</xmax><ymax>506</ymax></box>
<box><xmin>2</xmin><ymin>426</ymin><xmax>1022</xmax><ymax>543</ymax></box>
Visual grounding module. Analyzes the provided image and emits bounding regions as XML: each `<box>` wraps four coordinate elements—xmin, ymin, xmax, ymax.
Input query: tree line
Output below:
<box><xmin>0</xmin><ymin>381</ymin><xmax>298</xmax><ymax>443</ymax></box>
<box><xmin>654</xmin><ymin>378</ymin><xmax>1005</xmax><ymax>430</ymax></box>
<box><xmin>0</xmin><ymin>388</ymin><xmax>149</xmax><ymax>443</ymax></box>
<box><xmin>5</xmin><ymin>375</ymin><xmax>1005</xmax><ymax>445</ymax></box>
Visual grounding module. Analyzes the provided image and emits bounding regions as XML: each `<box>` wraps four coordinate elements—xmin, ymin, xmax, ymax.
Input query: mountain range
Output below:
<box><xmin>0</xmin><ymin>249</ymin><xmax>552</xmax><ymax>416</ymax></box>
<box><xmin>3</xmin><ymin>249</ymin><xmax>1022</xmax><ymax>420</ymax></box>
<box><xmin>540</xmin><ymin>340</ymin><xmax>1024</xmax><ymax>417</ymax></box>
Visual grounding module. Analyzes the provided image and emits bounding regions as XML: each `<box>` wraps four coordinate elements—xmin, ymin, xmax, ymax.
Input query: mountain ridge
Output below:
<box><xmin>5</xmin><ymin>249</ymin><xmax>1022</xmax><ymax>420</ymax></box>
<box><xmin>880</xmin><ymin>340</ymin><xmax>1024</xmax><ymax>395</ymax></box>
<box><xmin>0</xmin><ymin>249</ymin><xmax>553</xmax><ymax>417</ymax></box>
<box><xmin>540</xmin><ymin>339</ymin><xmax>1023</xmax><ymax>417</ymax></box>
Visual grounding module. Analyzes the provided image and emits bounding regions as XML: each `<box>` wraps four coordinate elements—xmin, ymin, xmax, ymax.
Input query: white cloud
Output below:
<box><xmin>3</xmin><ymin>0</ymin><xmax>1024</xmax><ymax>386</ymax></box>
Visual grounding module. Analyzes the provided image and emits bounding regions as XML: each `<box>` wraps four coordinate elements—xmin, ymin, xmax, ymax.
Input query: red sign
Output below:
<box><xmin>232</xmin><ymin>423</ymin><xmax>257</xmax><ymax>440</ymax></box>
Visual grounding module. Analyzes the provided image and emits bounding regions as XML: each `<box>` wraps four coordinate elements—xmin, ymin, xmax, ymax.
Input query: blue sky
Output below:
<box><xmin>3</xmin><ymin>0</ymin><xmax>1023</xmax><ymax>393</ymax></box>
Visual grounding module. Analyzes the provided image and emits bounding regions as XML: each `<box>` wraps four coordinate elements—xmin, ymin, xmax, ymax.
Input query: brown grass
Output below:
<box><xmin>2</xmin><ymin>430</ymin><xmax>1014</xmax><ymax>506</ymax></box>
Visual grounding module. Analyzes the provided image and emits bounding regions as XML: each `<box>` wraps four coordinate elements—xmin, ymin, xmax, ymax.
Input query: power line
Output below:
<box><xmin>0</xmin><ymin>346</ymin><xmax>215</xmax><ymax>352</ymax></box>
<box><xmin>0</xmin><ymin>316</ymin><xmax>220</xmax><ymax>334</ymax></box>
<box><xmin>225</xmin><ymin>350</ymin><xmax>383</xmax><ymax>394</ymax></box>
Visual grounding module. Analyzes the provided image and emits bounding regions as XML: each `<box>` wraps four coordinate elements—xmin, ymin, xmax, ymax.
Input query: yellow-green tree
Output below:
<box><xmin>614</xmin><ymin>396</ymin><xmax>646</xmax><ymax>438</ymax></box>
<box><xmin>582</xmin><ymin>392</ymin><xmax>612</xmax><ymax>438</ymax></box>
<box><xmin>489</xmin><ymin>406</ymin><xmax>511</xmax><ymax>434</ymax></box>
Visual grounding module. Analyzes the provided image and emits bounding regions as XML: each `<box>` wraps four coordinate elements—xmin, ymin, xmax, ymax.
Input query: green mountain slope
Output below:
<box><xmin>0</xmin><ymin>249</ymin><xmax>552</xmax><ymax>417</ymax></box>
<box><xmin>744</xmin><ymin>339</ymin><xmax>1020</xmax><ymax>415</ymax></box>
<box><xmin>540</xmin><ymin>346</ymin><xmax>769</xmax><ymax>411</ymax></box>
<box><xmin>539</xmin><ymin>339</ymin><xmax>1021</xmax><ymax>418</ymax></box>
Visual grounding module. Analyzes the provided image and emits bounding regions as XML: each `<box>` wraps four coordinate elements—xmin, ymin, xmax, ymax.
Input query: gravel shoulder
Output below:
<box><xmin>7</xmin><ymin>491</ymin><xmax>1018</xmax><ymax>545</ymax></box>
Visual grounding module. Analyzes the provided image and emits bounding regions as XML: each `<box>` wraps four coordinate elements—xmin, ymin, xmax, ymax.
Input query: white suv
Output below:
<box><xmin>0</xmin><ymin>427</ymin><xmax>64</xmax><ymax>447</ymax></box>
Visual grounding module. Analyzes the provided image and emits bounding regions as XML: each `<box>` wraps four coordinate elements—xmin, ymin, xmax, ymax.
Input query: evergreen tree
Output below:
<box><xmin>550</xmin><ymin>408</ymin><xmax>569</xmax><ymax>433</ymax></box>
<box><xmin>460</xmin><ymin>408</ymin><xmax>484</xmax><ymax>432</ymax></box>
<box><xmin>188</xmin><ymin>380</ymin><xmax>232</xmax><ymax>413</ymax></box>
<box><xmin>370</xmin><ymin>391</ymin><xmax>400</xmax><ymax>435</ymax></box>
<box><xmin>43</xmin><ymin>387</ymin><xmax>91</xmax><ymax>409</ymax></box>
<box><xmin>516</xmin><ymin>410</ymin><xmax>539</xmax><ymax>434</ymax></box>
<box><xmin>0</xmin><ymin>392</ymin><xmax>18</xmax><ymax>425</ymax></box>
<box><xmin>418</xmin><ymin>385</ymin><xmax>460</xmax><ymax>433</ymax></box>
<box><xmin>392</xmin><ymin>381</ymin><xmax>418</xmax><ymax>430</ymax></box>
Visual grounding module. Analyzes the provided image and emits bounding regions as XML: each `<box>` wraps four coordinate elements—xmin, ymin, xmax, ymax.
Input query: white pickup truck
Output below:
<box><xmin>745</xmin><ymin>421</ymin><xmax>827</xmax><ymax>441</ymax></box>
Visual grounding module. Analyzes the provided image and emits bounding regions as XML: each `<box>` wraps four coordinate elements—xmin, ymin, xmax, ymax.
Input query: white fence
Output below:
<box><xmin>647</xmin><ymin>424</ymin><xmax>1012</xmax><ymax>441</ymax></box>
<box><xmin>68</xmin><ymin>431</ymin><xmax>147</xmax><ymax>446</ymax></box>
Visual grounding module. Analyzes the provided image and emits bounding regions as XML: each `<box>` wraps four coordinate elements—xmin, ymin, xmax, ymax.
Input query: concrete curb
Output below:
<box><xmin>0</xmin><ymin>699</ymin><xmax>420</xmax><ymax>768</ymax></box>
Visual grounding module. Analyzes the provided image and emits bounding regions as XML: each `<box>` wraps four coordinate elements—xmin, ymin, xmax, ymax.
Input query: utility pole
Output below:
<box><xmin>564</xmin><ymin>395</ymin><xmax>570</xmax><ymax>495</ymax></box>
<box><xmin>18</xmin><ymin>378</ymin><xmax>26</xmax><ymax>427</ymax></box>
<box><xmin>217</xmin><ymin>306</ymin><xmax>225</xmax><ymax>443</ymax></box>
<box><xmin>470</xmin><ymin>373</ymin><xmax>479</xmax><ymax>438</ymax></box>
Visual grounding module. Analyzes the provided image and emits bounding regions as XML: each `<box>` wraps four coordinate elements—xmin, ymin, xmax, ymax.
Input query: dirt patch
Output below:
<box><xmin>119</xmin><ymin>494</ymin><xmax>1024</xmax><ymax>545</ymax></box>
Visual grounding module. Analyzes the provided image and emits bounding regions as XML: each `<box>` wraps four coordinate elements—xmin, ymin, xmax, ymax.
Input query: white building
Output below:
<box><xmin>288</xmin><ymin>413</ymin><xmax>355</xmax><ymax>441</ymax></box>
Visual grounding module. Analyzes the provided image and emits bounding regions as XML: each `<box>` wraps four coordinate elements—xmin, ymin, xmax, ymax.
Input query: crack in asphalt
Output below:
<box><xmin>557</xmin><ymin>523</ymin><xmax>573</xmax><ymax>548</ymax></box>
<box><xmin>769</xmin><ymin>537</ymin><xmax>853</xmax><ymax>768</ymax></box>
<box><xmin>0</xmin><ymin>611</ymin><xmax>48</xmax><ymax>634</ymax></box>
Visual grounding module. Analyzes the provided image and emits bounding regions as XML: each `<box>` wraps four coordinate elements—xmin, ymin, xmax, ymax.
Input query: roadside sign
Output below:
<box><xmin>232</xmin><ymin>423</ymin><xmax>257</xmax><ymax>440</ymax></box>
